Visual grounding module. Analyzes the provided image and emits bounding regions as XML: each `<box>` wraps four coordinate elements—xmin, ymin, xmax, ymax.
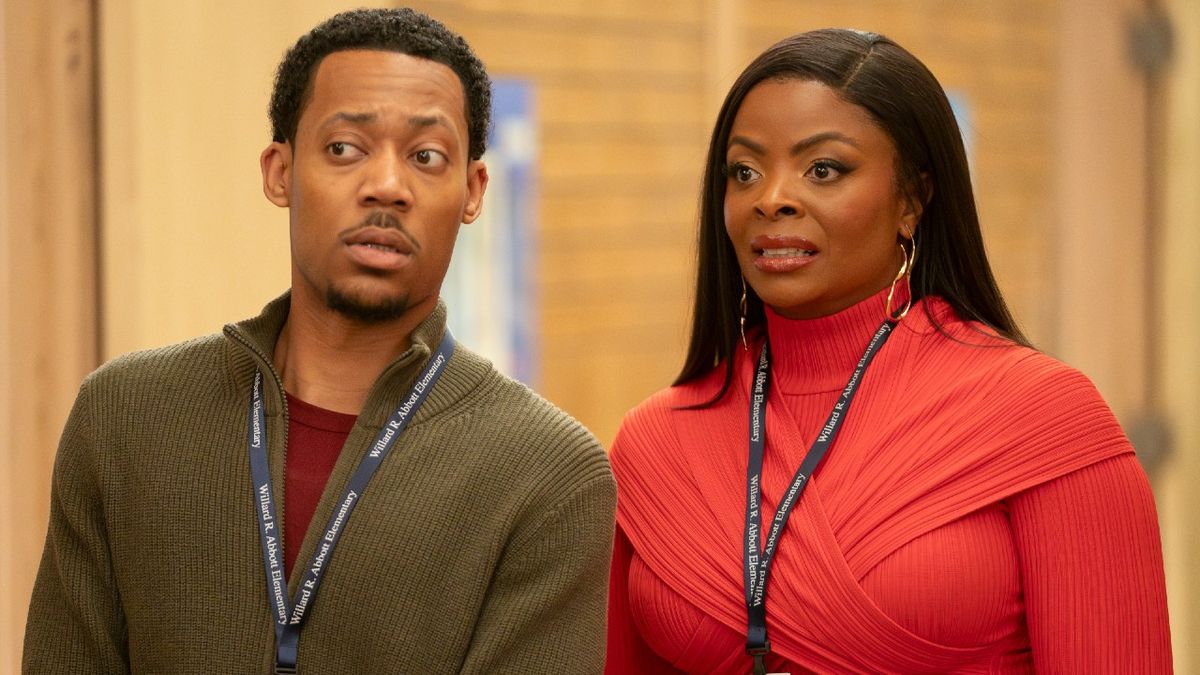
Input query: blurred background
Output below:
<box><xmin>2</xmin><ymin>0</ymin><xmax>1197</xmax><ymax>670</ymax></box>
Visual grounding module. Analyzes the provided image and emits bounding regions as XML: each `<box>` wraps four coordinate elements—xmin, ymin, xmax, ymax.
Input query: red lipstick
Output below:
<box><xmin>750</xmin><ymin>234</ymin><xmax>819</xmax><ymax>273</ymax></box>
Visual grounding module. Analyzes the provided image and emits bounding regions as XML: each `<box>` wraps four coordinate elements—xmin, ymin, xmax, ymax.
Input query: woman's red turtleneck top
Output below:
<box><xmin>607</xmin><ymin>290</ymin><xmax>1171</xmax><ymax>673</ymax></box>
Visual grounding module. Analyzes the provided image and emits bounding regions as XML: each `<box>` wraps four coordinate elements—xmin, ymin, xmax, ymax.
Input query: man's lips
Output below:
<box><xmin>342</xmin><ymin>226</ymin><xmax>415</xmax><ymax>253</ymax></box>
<box><xmin>341</xmin><ymin>226</ymin><xmax>415</xmax><ymax>270</ymax></box>
<box><xmin>750</xmin><ymin>234</ymin><xmax>819</xmax><ymax>272</ymax></box>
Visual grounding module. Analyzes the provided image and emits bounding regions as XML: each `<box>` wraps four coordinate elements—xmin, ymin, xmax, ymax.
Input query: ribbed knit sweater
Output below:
<box><xmin>607</xmin><ymin>289</ymin><xmax>1170</xmax><ymax>673</ymax></box>
<box><xmin>24</xmin><ymin>293</ymin><xmax>616</xmax><ymax>674</ymax></box>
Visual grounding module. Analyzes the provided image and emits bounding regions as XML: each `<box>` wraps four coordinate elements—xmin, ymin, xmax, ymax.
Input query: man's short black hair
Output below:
<box><xmin>269</xmin><ymin>7</ymin><xmax>491</xmax><ymax>160</ymax></box>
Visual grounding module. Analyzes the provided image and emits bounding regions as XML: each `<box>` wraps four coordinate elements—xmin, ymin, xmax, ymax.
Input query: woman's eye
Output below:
<box><xmin>728</xmin><ymin>163</ymin><xmax>760</xmax><ymax>184</ymax></box>
<box><xmin>807</xmin><ymin>160</ymin><xmax>846</xmax><ymax>181</ymax></box>
<box><xmin>414</xmin><ymin>149</ymin><xmax>447</xmax><ymax>168</ymax></box>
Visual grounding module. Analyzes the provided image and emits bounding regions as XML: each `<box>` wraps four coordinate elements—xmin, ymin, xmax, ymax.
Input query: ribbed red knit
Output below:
<box><xmin>607</xmin><ymin>289</ymin><xmax>1171</xmax><ymax>673</ymax></box>
<box><xmin>283</xmin><ymin>393</ymin><xmax>356</xmax><ymax>577</ymax></box>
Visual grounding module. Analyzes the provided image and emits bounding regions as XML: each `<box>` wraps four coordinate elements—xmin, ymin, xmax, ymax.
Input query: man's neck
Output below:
<box><xmin>274</xmin><ymin>295</ymin><xmax>433</xmax><ymax>415</ymax></box>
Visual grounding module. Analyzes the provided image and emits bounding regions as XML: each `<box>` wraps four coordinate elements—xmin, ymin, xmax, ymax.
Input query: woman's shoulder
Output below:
<box><xmin>901</xmin><ymin>298</ymin><xmax>1121</xmax><ymax>435</ymax></box>
<box><xmin>892</xmin><ymin>300</ymin><xmax>1133</xmax><ymax>487</ymax></box>
<box><xmin>611</xmin><ymin>366</ymin><xmax>737</xmax><ymax>462</ymax></box>
<box><xmin>617</xmin><ymin>377</ymin><xmax>712</xmax><ymax>441</ymax></box>
<box><xmin>918</xmin><ymin>298</ymin><xmax>1093</xmax><ymax>385</ymax></box>
<box><xmin>996</xmin><ymin>349</ymin><xmax>1118</xmax><ymax>434</ymax></box>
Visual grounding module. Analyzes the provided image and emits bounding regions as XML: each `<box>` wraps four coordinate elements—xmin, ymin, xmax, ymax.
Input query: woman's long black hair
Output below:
<box><xmin>676</xmin><ymin>29</ymin><xmax>1028</xmax><ymax>402</ymax></box>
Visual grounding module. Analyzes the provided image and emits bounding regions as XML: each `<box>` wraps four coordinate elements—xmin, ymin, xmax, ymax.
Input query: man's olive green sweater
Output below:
<box><xmin>24</xmin><ymin>294</ymin><xmax>616</xmax><ymax>674</ymax></box>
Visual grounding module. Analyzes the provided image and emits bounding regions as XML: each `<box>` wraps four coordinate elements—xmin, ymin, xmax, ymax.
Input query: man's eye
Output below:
<box><xmin>413</xmin><ymin>149</ymin><xmax>447</xmax><ymax>168</ymax></box>
<box><xmin>327</xmin><ymin>142</ymin><xmax>363</xmax><ymax>158</ymax></box>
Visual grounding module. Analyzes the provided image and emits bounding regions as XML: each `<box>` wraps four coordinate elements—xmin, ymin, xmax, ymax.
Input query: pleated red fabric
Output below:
<box><xmin>607</xmin><ymin>289</ymin><xmax>1171</xmax><ymax>674</ymax></box>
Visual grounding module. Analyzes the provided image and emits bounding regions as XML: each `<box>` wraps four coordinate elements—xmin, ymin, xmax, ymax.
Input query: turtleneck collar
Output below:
<box><xmin>763</xmin><ymin>286</ymin><xmax>900</xmax><ymax>395</ymax></box>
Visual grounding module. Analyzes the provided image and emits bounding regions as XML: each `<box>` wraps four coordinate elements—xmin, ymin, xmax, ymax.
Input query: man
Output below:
<box><xmin>24</xmin><ymin>9</ymin><xmax>615</xmax><ymax>673</ymax></box>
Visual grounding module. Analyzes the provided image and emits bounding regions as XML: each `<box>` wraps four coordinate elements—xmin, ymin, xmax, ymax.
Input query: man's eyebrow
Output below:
<box><xmin>319</xmin><ymin>111</ymin><xmax>377</xmax><ymax>129</ymax></box>
<box><xmin>408</xmin><ymin>114</ymin><xmax>447</xmax><ymax>128</ymax></box>
<box><xmin>317</xmin><ymin>111</ymin><xmax>452</xmax><ymax>133</ymax></box>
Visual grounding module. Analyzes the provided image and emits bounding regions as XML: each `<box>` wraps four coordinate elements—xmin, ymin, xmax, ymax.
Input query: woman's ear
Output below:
<box><xmin>900</xmin><ymin>171</ymin><xmax>933</xmax><ymax>239</ymax></box>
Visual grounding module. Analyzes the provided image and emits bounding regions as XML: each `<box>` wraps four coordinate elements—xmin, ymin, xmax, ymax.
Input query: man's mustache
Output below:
<box><xmin>349</xmin><ymin>211</ymin><xmax>420</xmax><ymax>250</ymax></box>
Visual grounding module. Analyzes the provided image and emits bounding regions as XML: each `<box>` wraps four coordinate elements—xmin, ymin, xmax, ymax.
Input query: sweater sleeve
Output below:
<box><xmin>1008</xmin><ymin>453</ymin><xmax>1172</xmax><ymax>672</ymax></box>
<box><xmin>605</xmin><ymin>525</ymin><xmax>683</xmax><ymax>674</ymax></box>
<box><xmin>458</xmin><ymin>472</ymin><xmax>616</xmax><ymax>674</ymax></box>
<box><xmin>23</xmin><ymin>380</ymin><xmax>130</xmax><ymax>674</ymax></box>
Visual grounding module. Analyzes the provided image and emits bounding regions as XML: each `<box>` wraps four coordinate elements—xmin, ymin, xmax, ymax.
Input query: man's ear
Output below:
<box><xmin>260</xmin><ymin>142</ymin><xmax>293</xmax><ymax>207</ymax></box>
<box><xmin>461</xmin><ymin>160</ymin><xmax>489</xmax><ymax>224</ymax></box>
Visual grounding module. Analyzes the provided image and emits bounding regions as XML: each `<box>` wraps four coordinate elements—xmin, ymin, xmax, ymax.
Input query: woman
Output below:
<box><xmin>607</xmin><ymin>29</ymin><xmax>1171</xmax><ymax>673</ymax></box>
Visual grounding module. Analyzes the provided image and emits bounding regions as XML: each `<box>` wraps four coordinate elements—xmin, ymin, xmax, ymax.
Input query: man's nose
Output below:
<box><xmin>359</xmin><ymin>152</ymin><xmax>413</xmax><ymax>208</ymax></box>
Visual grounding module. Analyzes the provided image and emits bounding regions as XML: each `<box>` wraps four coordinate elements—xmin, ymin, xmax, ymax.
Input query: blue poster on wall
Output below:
<box><xmin>442</xmin><ymin>78</ymin><xmax>538</xmax><ymax>385</ymax></box>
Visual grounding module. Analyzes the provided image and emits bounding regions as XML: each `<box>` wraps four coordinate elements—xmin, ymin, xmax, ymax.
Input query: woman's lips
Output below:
<box><xmin>751</xmin><ymin>235</ymin><xmax>818</xmax><ymax>272</ymax></box>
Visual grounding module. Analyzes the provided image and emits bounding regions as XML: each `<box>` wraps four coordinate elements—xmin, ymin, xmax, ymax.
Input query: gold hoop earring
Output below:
<box><xmin>886</xmin><ymin>233</ymin><xmax>916</xmax><ymax>320</ymax></box>
<box><xmin>739</xmin><ymin>278</ymin><xmax>749</xmax><ymax>350</ymax></box>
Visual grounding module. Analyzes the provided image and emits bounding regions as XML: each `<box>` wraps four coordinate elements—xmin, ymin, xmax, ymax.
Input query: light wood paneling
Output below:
<box><xmin>1159</xmin><ymin>0</ymin><xmax>1200</xmax><ymax>668</ymax></box>
<box><xmin>0</xmin><ymin>0</ymin><xmax>98</xmax><ymax>669</ymax></box>
<box><xmin>98</xmin><ymin>2</ymin><xmax>375</xmax><ymax>359</ymax></box>
<box><xmin>400</xmin><ymin>0</ymin><xmax>714</xmax><ymax>443</ymax></box>
<box><xmin>1054</xmin><ymin>0</ymin><xmax>1149</xmax><ymax>416</ymax></box>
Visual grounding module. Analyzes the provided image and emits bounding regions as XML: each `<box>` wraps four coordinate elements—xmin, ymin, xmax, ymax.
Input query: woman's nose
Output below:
<box><xmin>753</xmin><ymin>174</ymin><xmax>802</xmax><ymax>220</ymax></box>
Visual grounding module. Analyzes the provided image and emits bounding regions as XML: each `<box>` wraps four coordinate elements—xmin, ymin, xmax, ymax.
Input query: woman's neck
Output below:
<box><xmin>764</xmin><ymin>286</ymin><xmax>898</xmax><ymax>394</ymax></box>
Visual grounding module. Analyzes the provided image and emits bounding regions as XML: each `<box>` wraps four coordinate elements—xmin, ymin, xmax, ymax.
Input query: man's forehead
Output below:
<box><xmin>303</xmin><ymin>51</ymin><xmax>462</xmax><ymax>111</ymax></box>
<box><xmin>310</xmin><ymin>50</ymin><xmax>461</xmax><ymax>93</ymax></box>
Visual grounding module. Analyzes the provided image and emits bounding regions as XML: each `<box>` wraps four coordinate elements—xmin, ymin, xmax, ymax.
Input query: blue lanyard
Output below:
<box><xmin>247</xmin><ymin>332</ymin><xmax>455</xmax><ymax>674</ymax></box>
<box><xmin>744</xmin><ymin>321</ymin><xmax>894</xmax><ymax>674</ymax></box>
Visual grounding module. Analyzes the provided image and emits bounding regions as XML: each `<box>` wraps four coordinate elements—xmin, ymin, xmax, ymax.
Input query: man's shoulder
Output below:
<box><xmin>450</xmin><ymin>345</ymin><xmax>600</xmax><ymax>448</ymax></box>
<box><xmin>84</xmin><ymin>332</ymin><xmax>232</xmax><ymax>394</ymax></box>
<box><xmin>419</xmin><ymin>344</ymin><xmax>613</xmax><ymax>516</ymax></box>
<box><xmin>61</xmin><ymin>333</ymin><xmax>244</xmax><ymax>463</ymax></box>
<box><xmin>439</xmin><ymin>344</ymin><xmax>609</xmax><ymax>478</ymax></box>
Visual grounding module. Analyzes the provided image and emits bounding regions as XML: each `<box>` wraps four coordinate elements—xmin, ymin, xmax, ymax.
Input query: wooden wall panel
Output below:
<box><xmin>97</xmin><ymin>2</ymin><xmax>370</xmax><ymax>359</ymax></box>
<box><xmin>404</xmin><ymin>0</ymin><xmax>714</xmax><ymax>443</ymax></box>
<box><xmin>1053</xmin><ymin>0</ymin><xmax>1151</xmax><ymax>417</ymax></box>
<box><xmin>0</xmin><ymin>0</ymin><xmax>98</xmax><ymax>670</ymax></box>
<box><xmin>1159</xmin><ymin>0</ymin><xmax>1200</xmax><ymax>668</ymax></box>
